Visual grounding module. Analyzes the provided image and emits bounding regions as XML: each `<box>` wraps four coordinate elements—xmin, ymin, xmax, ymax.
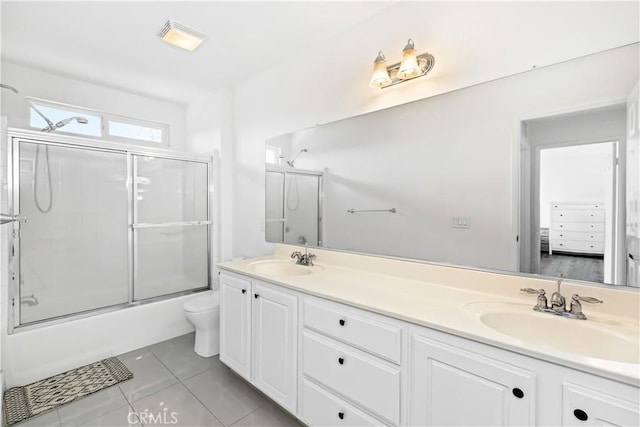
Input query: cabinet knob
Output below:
<box><xmin>338</xmin><ymin>357</ymin><xmax>345</xmax><ymax>365</ymax></box>
<box><xmin>338</xmin><ymin>412</ymin><xmax>345</xmax><ymax>420</ymax></box>
<box><xmin>254</xmin><ymin>294</ymin><xmax>259</xmax><ymax>299</ymax></box>
<box><xmin>512</xmin><ymin>388</ymin><xmax>524</xmax><ymax>399</ymax></box>
<box><xmin>573</xmin><ymin>409</ymin><xmax>588</xmax><ymax>421</ymax></box>
<box><xmin>339</xmin><ymin>319</ymin><xmax>346</xmax><ymax>326</ymax></box>
<box><xmin>242</xmin><ymin>289</ymin><xmax>246</xmax><ymax>294</ymax></box>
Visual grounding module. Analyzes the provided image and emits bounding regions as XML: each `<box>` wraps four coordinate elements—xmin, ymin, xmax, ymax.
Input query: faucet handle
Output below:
<box><xmin>291</xmin><ymin>251</ymin><xmax>303</xmax><ymax>259</ymax></box>
<box><xmin>572</xmin><ymin>294</ymin><xmax>603</xmax><ymax>304</ymax></box>
<box><xmin>521</xmin><ymin>288</ymin><xmax>545</xmax><ymax>295</ymax></box>
<box><xmin>521</xmin><ymin>288</ymin><xmax>548</xmax><ymax>310</ymax></box>
<box><xmin>569</xmin><ymin>294</ymin><xmax>603</xmax><ymax>320</ymax></box>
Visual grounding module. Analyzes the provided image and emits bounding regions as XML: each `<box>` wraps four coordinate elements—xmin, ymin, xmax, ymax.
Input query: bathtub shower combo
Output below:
<box><xmin>2</xmin><ymin>129</ymin><xmax>213</xmax><ymax>332</ymax></box>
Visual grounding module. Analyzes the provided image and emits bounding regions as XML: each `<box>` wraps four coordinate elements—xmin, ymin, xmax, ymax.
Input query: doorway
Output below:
<box><xmin>519</xmin><ymin>104</ymin><xmax>627</xmax><ymax>285</ymax></box>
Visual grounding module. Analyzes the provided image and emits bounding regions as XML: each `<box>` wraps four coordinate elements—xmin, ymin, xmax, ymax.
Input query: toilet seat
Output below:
<box><xmin>183</xmin><ymin>293</ymin><xmax>219</xmax><ymax>313</ymax></box>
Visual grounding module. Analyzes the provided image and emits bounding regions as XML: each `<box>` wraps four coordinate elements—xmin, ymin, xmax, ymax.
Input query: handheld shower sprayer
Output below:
<box><xmin>0</xmin><ymin>83</ymin><xmax>19</xmax><ymax>94</ymax></box>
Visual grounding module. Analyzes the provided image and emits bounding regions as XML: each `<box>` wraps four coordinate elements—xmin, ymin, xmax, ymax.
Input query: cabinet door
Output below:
<box><xmin>252</xmin><ymin>282</ymin><xmax>298</xmax><ymax>412</ymax></box>
<box><xmin>219</xmin><ymin>273</ymin><xmax>251</xmax><ymax>379</ymax></box>
<box><xmin>410</xmin><ymin>335</ymin><xmax>535</xmax><ymax>426</ymax></box>
<box><xmin>563</xmin><ymin>383</ymin><xmax>640</xmax><ymax>426</ymax></box>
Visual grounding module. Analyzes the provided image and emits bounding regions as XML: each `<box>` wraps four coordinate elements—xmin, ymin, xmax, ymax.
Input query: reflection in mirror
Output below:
<box><xmin>265</xmin><ymin>152</ymin><xmax>322</xmax><ymax>246</ymax></box>
<box><xmin>265</xmin><ymin>43</ymin><xmax>640</xmax><ymax>288</ymax></box>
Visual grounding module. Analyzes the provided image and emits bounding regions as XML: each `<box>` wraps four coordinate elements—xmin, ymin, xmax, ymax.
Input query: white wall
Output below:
<box><xmin>1</xmin><ymin>62</ymin><xmax>187</xmax><ymax>149</ymax></box>
<box><xmin>225</xmin><ymin>1</ymin><xmax>640</xmax><ymax>260</ymax></box>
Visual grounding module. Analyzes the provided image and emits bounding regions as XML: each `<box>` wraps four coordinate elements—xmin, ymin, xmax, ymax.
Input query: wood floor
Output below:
<box><xmin>539</xmin><ymin>253</ymin><xmax>604</xmax><ymax>283</ymax></box>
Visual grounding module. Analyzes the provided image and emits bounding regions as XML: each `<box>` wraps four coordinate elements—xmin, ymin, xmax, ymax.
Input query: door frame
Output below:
<box><xmin>517</xmin><ymin>97</ymin><xmax>628</xmax><ymax>284</ymax></box>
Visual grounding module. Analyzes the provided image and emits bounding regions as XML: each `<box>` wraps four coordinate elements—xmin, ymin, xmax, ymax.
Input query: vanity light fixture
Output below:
<box><xmin>369</xmin><ymin>38</ymin><xmax>434</xmax><ymax>89</ymax></box>
<box><xmin>158</xmin><ymin>20</ymin><xmax>207</xmax><ymax>51</ymax></box>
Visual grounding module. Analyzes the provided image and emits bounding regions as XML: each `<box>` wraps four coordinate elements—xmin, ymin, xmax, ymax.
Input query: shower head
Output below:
<box><xmin>42</xmin><ymin>116</ymin><xmax>89</xmax><ymax>132</ymax></box>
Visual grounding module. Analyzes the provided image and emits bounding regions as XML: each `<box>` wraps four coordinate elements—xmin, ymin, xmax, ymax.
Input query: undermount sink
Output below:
<box><xmin>464</xmin><ymin>302</ymin><xmax>640</xmax><ymax>364</ymax></box>
<box><xmin>247</xmin><ymin>260</ymin><xmax>323</xmax><ymax>277</ymax></box>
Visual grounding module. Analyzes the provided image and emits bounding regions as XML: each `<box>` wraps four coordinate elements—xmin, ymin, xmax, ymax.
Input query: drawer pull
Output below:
<box><xmin>241</xmin><ymin>289</ymin><xmax>246</xmax><ymax>294</ymax></box>
<box><xmin>560</xmin><ymin>225</ymin><xmax>563</xmax><ymax>228</ymax></box>
<box><xmin>338</xmin><ymin>357</ymin><xmax>345</xmax><ymax>365</ymax></box>
<box><xmin>339</xmin><ymin>319</ymin><xmax>346</xmax><ymax>326</ymax></box>
<box><xmin>338</xmin><ymin>412</ymin><xmax>345</xmax><ymax>420</ymax></box>
<box><xmin>573</xmin><ymin>409</ymin><xmax>588</xmax><ymax>421</ymax></box>
<box><xmin>254</xmin><ymin>294</ymin><xmax>259</xmax><ymax>299</ymax></box>
<box><xmin>512</xmin><ymin>388</ymin><xmax>524</xmax><ymax>399</ymax></box>
<box><xmin>560</xmin><ymin>234</ymin><xmax>563</xmax><ymax>237</ymax></box>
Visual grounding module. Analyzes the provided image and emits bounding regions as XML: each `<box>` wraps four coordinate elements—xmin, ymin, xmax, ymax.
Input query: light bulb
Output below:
<box><xmin>369</xmin><ymin>51</ymin><xmax>392</xmax><ymax>88</ymax></box>
<box><xmin>397</xmin><ymin>39</ymin><xmax>421</xmax><ymax>80</ymax></box>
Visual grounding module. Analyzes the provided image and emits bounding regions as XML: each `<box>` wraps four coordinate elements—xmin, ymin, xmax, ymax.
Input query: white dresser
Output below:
<box><xmin>549</xmin><ymin>202</ymin><xmax>605</xmax><ymax>255</ymax></box>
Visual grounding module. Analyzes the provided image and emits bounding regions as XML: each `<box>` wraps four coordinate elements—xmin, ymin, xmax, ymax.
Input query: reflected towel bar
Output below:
<box><xmin>347</xmin><ymin>208</ymin><xmax>396</xmax><ymax>214</ymax></box>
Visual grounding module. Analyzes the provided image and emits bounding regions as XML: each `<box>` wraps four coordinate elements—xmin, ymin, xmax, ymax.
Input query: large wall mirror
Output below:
<box><xmin>265</xmin><ymin>43</ymin><xmax>640</xmax><ymax>289</ymax></box>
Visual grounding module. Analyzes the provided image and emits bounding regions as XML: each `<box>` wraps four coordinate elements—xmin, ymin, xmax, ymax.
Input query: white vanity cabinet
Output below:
<box><xmin>219</xmin><ymin>272</ymin><xmax>298</xmax><ymax>413</ymax></box>
<box><xmin>300</xmin><ymin>297</ymin><xmax>405</xmax><ymax>426</ymax></box>
<box><xmin>219</xmin><ymin>268</ymin><xmax>639</xmax><ymax>427</ymax></box>
<box><xmin>410</xmin><ymin>333</ymin><xmax>536</xmax><ymax>426</ymax></box>
<box><xmin>219</xmin><ymin>273</ymin><xmax>251</xmax><ymax>379</ymax></box>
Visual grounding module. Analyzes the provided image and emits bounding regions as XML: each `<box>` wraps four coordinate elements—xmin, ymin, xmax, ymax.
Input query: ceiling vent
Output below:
<box><xmin>158</xmin><ymin>20</ymin><xmax>207</xmax><ymax>52</ymax></box>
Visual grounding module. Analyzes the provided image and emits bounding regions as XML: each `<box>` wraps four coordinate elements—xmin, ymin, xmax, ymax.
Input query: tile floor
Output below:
<box><xmin>16</xmin><ymin>333</ymin><xmax>303</xmax><ymax>427</ymax></box>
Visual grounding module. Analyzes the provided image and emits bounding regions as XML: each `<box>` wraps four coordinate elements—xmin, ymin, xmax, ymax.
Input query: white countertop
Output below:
<box><xmin>218</xmin><ymin>245</ymin><xmax>640</xmax><ymax>386</ymax></box>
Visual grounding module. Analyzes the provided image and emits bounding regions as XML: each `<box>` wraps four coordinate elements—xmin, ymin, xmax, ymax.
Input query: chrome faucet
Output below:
<box><xmin>549</xmin><ymin>273</ymin><xmax>566</xmax><ymax>313</ymax></box>
<box><xmin>521</xmin><ymin>276</ymin><xmax>603</xmax><ymax>320</ymax></box>
<box><xmin>291</xmin><ymin>246</ymin><xmax>316</xmax><ymax>266</ymax></box>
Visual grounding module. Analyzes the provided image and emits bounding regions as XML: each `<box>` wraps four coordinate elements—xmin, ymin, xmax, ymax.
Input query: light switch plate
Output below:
<box><xmin>451</xmin><ymin>216</ymin><xmax>470</xmax><ymax>228</ymax></box>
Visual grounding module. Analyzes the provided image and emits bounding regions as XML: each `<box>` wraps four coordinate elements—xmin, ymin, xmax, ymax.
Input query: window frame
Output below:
<box><xmin>27</xmin><ymin>97</ymin><xmax>170</xmax><ymax>147</ymax></box>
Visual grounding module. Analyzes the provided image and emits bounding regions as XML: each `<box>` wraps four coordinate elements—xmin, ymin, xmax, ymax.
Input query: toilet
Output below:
<box><xmin>183</xmin><ymin>291</ymin><xmax>220</xmax><ymax>357</ymax></box>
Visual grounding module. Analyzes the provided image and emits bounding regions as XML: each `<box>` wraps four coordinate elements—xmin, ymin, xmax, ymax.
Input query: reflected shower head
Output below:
<box><xmin>281</xmin><ymin>148</ymin><xmax>308</xmax><ymax>167</ymax></box>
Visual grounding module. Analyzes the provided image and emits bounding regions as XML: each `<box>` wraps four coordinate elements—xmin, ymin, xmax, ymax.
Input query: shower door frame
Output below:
<box><xmin>6</xmin><ymin>128</ymin><xmax>214</xmax><ymax>333</ymax></box>
<box><xmin>265</xmin><ymin>165</ymin><xmax>324</xmax><ymax>246</ymax></box>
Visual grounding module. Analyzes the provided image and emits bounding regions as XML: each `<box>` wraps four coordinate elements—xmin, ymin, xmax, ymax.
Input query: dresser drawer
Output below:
<box><xmin>551</xmin><ymin>239</ymin><xmax>604</xmax><ymax>253</ymax></box>
<box><xmin>552</xmin><ymin>210</ymin><xmax>605</xmax><ymax>222</ymax></box>
<box><xmin>551</xmin><ymin>222</ymin><xmax>604</xmax><ymax>232</ymax></box>
<box><xmin>550</xmin><ymin>230</ymin><xmax>604</xmax><ymax>242</ymax></box>
<box><xmin>304</xmin><ymin>298</ymin><xmax>402</xmax><ymax>363</ymax></box>
<box><xmin>551</xmin><ymin>203</ymin><xmax>603</xmax><ymax>210</ymax></box>
<box><xmin>303</xmin><ymin>331</ymin><xmax>400</xmax><ymax>424</ymax></box>
<box><xmin>301</xmin><ymin>379</ymin><xmax>385</xmax><ymax>427</ymax></box>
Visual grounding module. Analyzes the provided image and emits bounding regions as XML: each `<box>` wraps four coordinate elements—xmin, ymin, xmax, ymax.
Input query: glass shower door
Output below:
<box><xmin>133</xmin><ymin>156</ymin><xmax>210</xmax><ymax>300</ymax></box>
<box><xmin>17</xmin><ymin>141</ymin><xmax>129</xmax><ymax>324</ymax></box>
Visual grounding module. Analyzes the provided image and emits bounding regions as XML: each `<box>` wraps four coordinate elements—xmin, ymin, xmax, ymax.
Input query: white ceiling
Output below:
<box><xmin>1</xmin><ymin>1</ymin><xmax>393</xmax><ymax>104</ymax></box>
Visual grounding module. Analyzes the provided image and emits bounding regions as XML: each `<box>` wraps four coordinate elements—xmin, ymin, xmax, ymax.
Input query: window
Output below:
<box><xmin>28</xmin><ymin>98</ymin><xmax>169</xmax><ymax>146</ymax></box>
<box><xmin>266</xmin><ymin>145</ymin><xmax>282</xmax><ymax>164</ymax></box>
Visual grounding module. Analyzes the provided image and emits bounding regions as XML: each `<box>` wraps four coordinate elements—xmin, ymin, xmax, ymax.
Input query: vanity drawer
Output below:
<box><xmin>303</xmin><ymin>331</ymin><xmax>400</xmax><ymax>424</ymax></box>
<box><xmin>301</xmin><ymin>379</ymin><xmax>385</xmax><ymax>427</ymax></box>
<box><xmin>304</xmin><ymin>298</ymin><xmax>402</xmax><ymax>363</ymax></box>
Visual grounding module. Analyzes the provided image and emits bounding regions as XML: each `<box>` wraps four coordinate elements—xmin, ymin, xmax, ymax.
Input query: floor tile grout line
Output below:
<box><xmin>178</xmin><ymin>378</ymin><xmax>226</xmax><ymax>427</ymax></box>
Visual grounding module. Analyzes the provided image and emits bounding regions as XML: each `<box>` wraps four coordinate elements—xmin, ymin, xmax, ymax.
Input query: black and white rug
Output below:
<box><xmin>3</xmin><ymin>357</ymin><xmax>133</xmax><ymax>426</ymax></box>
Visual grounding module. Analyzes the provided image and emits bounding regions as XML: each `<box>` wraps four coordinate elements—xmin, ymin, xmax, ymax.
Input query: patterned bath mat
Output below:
<box><xmin>3</xmin><ymin>357</ymin><xmax>133</xmax><ymax>426</ymax></box>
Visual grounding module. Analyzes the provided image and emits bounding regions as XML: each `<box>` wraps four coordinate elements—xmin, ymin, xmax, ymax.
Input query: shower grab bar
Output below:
<box><xmin>347</xmin><ymin>208</ymin><xmax>397</xmax><ymax>214</ymax></box>
<box><xmin>132</xmin><ymin>220</ymin><xmax>212</xmax><ymax>229</ymax></box>
<box><xmin>0</xmin><ymin>213</ymin><xmax>26</xmax><ymax>225</ymax></box>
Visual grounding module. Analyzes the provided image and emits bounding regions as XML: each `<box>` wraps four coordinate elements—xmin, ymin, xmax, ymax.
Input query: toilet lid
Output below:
<box><xmin>183</xmin><ymin>293</ymin><xmax>218</xmax><ymax>312</ymax></box>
